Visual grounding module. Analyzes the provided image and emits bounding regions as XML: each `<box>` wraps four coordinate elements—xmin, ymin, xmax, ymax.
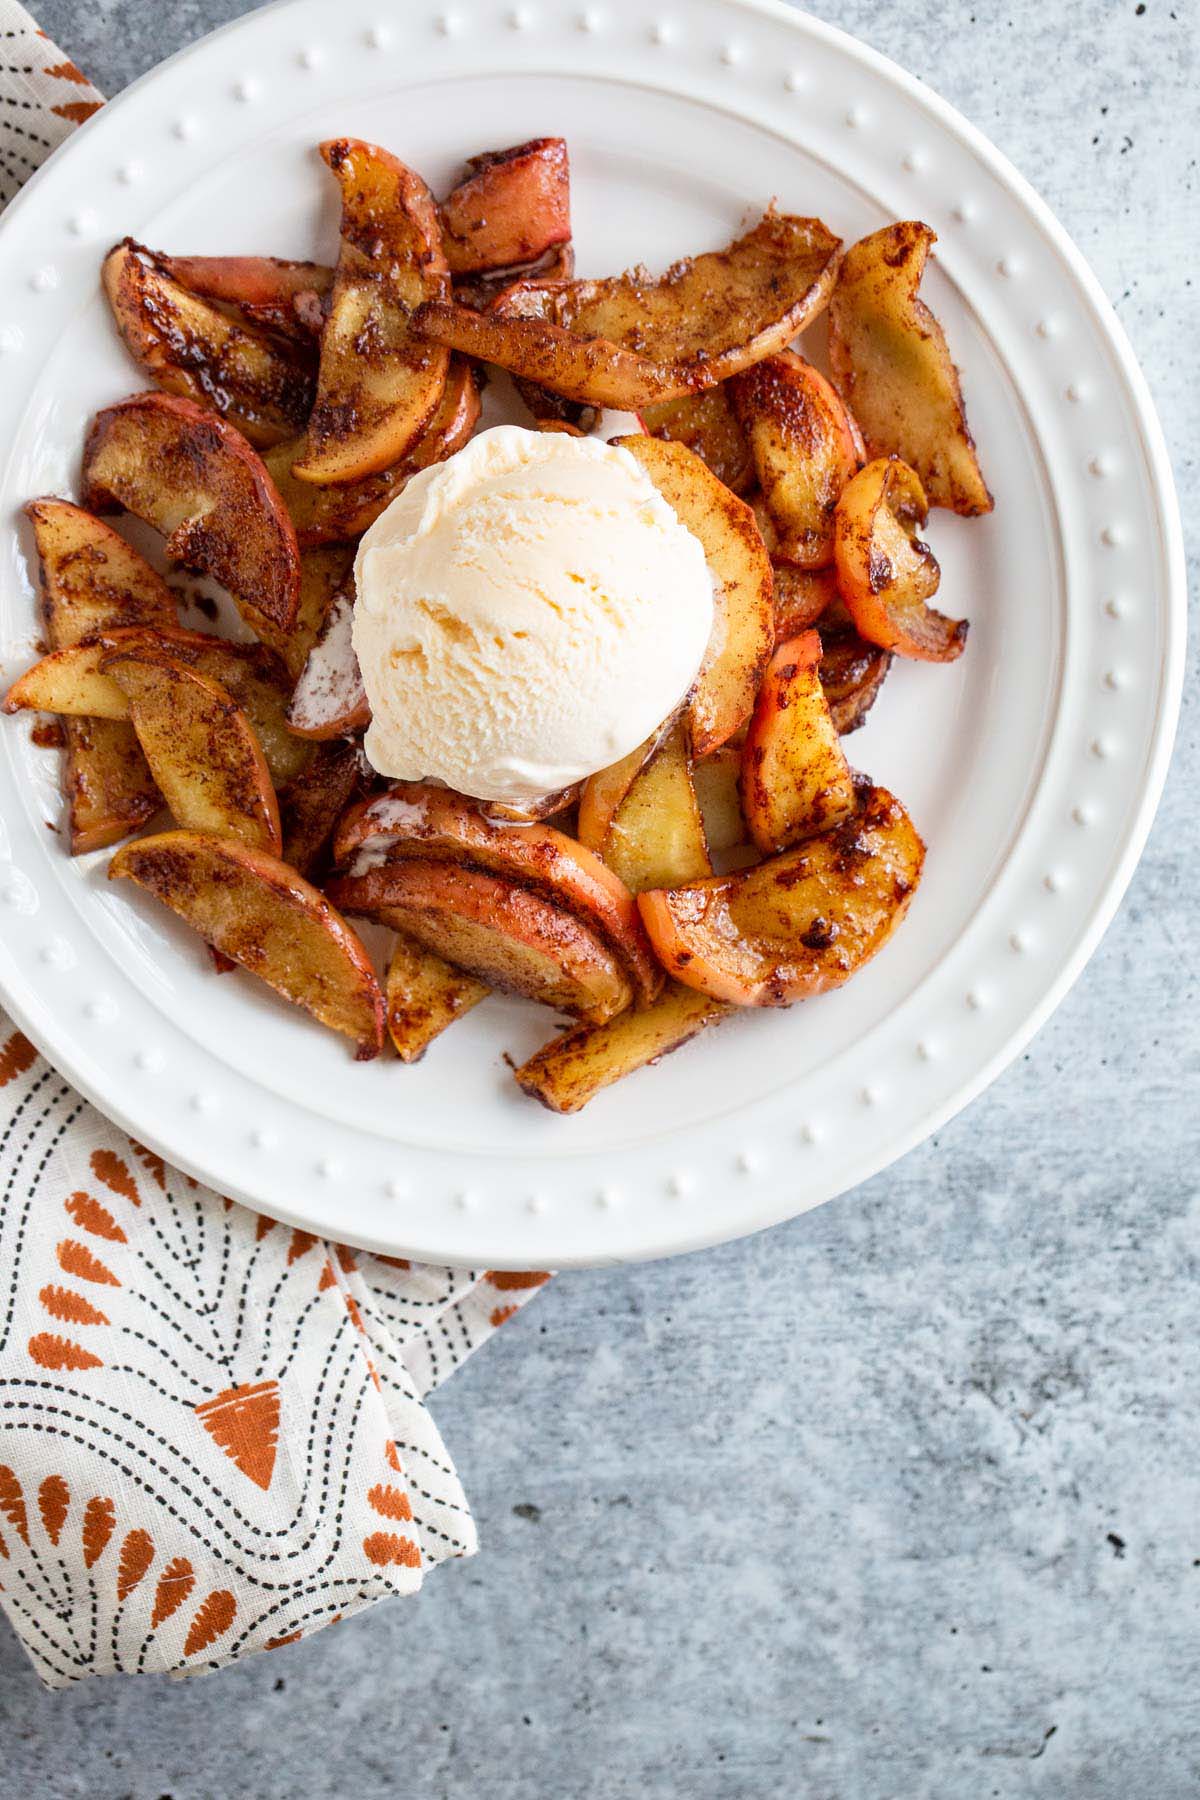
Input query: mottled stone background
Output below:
<box><xmin>2</xmin><ymin>1</ymin><xmax>1197</xmax><ymax>1794</ymax></box>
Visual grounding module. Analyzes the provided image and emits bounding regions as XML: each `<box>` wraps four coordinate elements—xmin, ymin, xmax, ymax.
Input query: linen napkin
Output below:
<box><xmin>0</xmin><ymin>3</ymin><xmax>549</xmax><ymax>1687</ymax></box>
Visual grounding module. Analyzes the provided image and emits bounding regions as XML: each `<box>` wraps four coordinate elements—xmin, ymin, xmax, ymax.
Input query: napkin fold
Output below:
<box><xmin>0</xmin><ymin>2</ymin><xmax>549</xmax><ymax>1687</ymax></box>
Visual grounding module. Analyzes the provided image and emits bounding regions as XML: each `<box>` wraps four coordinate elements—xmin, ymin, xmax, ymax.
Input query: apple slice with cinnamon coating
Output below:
<box><xmin>82</xmin><ymin>392</ymin><xmax>300</xmax><ymax>637</ymax></box>
<box><xmin>265</xmin><ymin>357</ymin><xmax>479</xmax><ymax>546</ymax></box>
<box><xmin>598</xmin><ymin>722</ymin><xmax>711</xmax><ymax>894</ymax></box>
<box><xmin>110</xmin><ymin>831</ymin><xmax>384</xmax><ymax>1057</ymax></box>
<box><xmin>253</xmin><ymin>543</ymin><xmax>354</xmax><ymax>683</ymax></box>
<box><xmin>730</xmin><ymin>351</ymin><xmax>863</xmax><ymax>567</ymax></box>
<box><xmin>102</xmin><ymin>240</ymin><xmax>315</xmax><ymax>448</ymax></box>
<box><xmin>638</xmin><ymin>781</ymin><xmax>924</xmax><ymax>1007</ymax></box>
<box><xmin>772</xmin><ymin>564</ymin><xmax>839</xmax><ymax>642</ymax></box>
<box><xmin>515</xmin><ymin>981</ymin><xmax>729</xmax><ymax>1114</ymax></box>
<box><xmin>440</xmin><ymin>137</ymin><xmax>570</xmax><ymax>275</ymax></box>
<box><xmin>819</xmin><ymin>626</ymin><xmax>893</xmax><ymax>735</ymax></box>
<box><xmin>691</xmin><ymin>747</ymin><xmax>747</xmax><ymax>857</ymax></box>
<box><xmin>280</xmin><ymin>740</ymin><xmax>370</xmax><ymax>878</ymax></box>
<box><xmin>292</xmin><ymin>139</ymin><xmax>450</xmax><ymax>485</ymax></box>
<box><xmin>641</xmin><ymin>387</ymin><xmax>754</xmax><ymax>495</ymax></box>
<box><xmin>415</xmin><ymin>211</ymin><xmax>840</xmax><ymax>408</ymax></box>
<box><xmin>386</xmin><ymin>934</ymin><xmax>489</xmax><ymax>1063</ymax></box>
<box><xmin>24</xmin><ymin>497</ymin><xmax>174</xmax><ymax>854</ymax></box>
<box><xmin>740</xmin><ymin>631</ymin><xmax>855</xmax><ymax>855</ymax></box>
<box><xmin>834</xmin><ymin>457</ymin><xmax>965</xmax><ymax>661</ymax></box>
<box><xmin>828</xmin><ymin>221</ymin><xmax>992</xmax><ymax>516</ymax></box>
<box><xmin>25</xmin><ymin>497</ymin><xmax>177</xmax><ymax>645</ymax></box>
<box><xmin>103</xmin><ymin>648</ymin><xmax>281</xmax><ymax>854</ymax></box>
<box><xmin>327</xmin><ymin>860</ymin><xmax>633</xmax><ymax>1025</ymax></box>
<box><xmin>332</xmin><ymin>780</ymin><xmax>662</xmax><ymax>1007</ymax></box>
<box><xmin>617</xmin><ymin>435</ymin><xmax>773</xmax><ymax>757</ymax></box>
<box><xmin>576</xmin><ymin>725</ymin><xmax>667</xmax><ymax>852</ymax></box>
<box><xmin>286</xmin><ymin>589</ymin><xmax>370</xmax><ymax>740</ymax></box>
<box><xmin>160</xmin><ymin>253</ymin><xmax>334</xmax><ymax>340</ymax></box>
<box><xmin>5</xmin><ymin>625</ymin><xmax>307</xmax><ymax>788</ymax></box>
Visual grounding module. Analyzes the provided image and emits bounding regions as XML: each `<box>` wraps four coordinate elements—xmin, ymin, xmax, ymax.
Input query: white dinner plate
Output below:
<box><xmin>0</xmin><ymin>0</ymin><xmax>1184</xmax><ymax>1267</ymax></box>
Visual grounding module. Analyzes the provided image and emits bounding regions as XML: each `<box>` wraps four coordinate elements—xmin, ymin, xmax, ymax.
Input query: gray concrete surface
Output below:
<box><xmin>3</xmin><ymin>1</ymin><xmax>1198</xmax><ymax>1795</ymax></box>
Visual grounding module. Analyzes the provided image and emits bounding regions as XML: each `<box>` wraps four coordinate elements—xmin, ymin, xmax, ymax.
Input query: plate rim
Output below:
<box><xmin>0</xmin><ymin>0</ymin><xmax>1185</xmax><ymax>1267</ymax></box>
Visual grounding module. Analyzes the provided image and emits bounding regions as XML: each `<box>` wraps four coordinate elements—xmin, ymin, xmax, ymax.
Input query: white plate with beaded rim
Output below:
<box><xmin>0</xmin><ymin>0</ymin><xmax>1184</xmax><ymax>1268</ymax></box>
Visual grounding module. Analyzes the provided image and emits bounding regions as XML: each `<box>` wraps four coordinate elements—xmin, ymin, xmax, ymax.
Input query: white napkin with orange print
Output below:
<box><xmin>0</xmin><ymin>4</ymin><xmax>549</xmax><ymax>1687</ymax></box>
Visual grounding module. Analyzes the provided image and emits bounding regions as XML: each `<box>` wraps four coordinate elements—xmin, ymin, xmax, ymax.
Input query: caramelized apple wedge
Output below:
<box><xmin>286</xmin><ymin>589</ymin><xmax>369</xmax><ymax>739</ymax></box>
<box><xmin>253</xmin><ymin>543</ymin><xmax>354</xmax><ymax>683</ymax></box>
<box><xmin>416</xmin><ymin>212</ymin><xmax>840</xmax><ymax>408</ymax></box>
<box><xmin>266</xmin><ymin>356</ymin><xmax>478</xmax><ymax>546</ymax></box>
<box><xmin>819</xmin><ymin>626</ymin><xmax>892</xmax><ymax>735</ymax></box>
<box><xmin>292</xmin><ymin>140</ymin><xmax>450</xmax><ymax>485</ymax></box>
<box><xmin>25</xmin><ymin>497</ymin><xmax>177</xmax><ymax>645</ymax></box>
<box><xmin>772</xmin><ymin>565</ymin><xmax>839</xmax><ymax>642</ymax></box>
<box><xmin>617</xmin><ymin>435</ymin><xmax>773</xmax><ymax>756</ymax></box>
<box><xmin>280</xmin><ymin>740</ymin><xmax>369</xmax><ymax>878</ymax></box>
<box><xmin>740</xmin><ymin>631</ymin><xmax>855</xmax><ymax>854</ymax></box>
<box><xmin>598</xmin><ymin>722</ymin><xmax>711</xmax><ymax>894</ymax></box>
<box><xmin>385</xmin><ymin>934</ymin><xmax>489</xmax><ymax>1063</ymax></box>
<box><xmin>730</xmin><ymin>351</ymin><xmax>863</xmax><ymax>567</ymax></box>
<box><xmin>110</xmin><ymin>831</ymin><xmax>384</xmax><ymax>1057</ymax></box>
<box><xmin>327</xmin><ymin>861</ymin><xmax>633</xmax><ymax>1025</ymax></box>
<box><xmin>440</xmin><ymin>137</ymin><xmax>570</xmax><ymax>275</ymax></box>
<box><xmin>82</xmin><ymin>392</ymin><xmax>301</xmax><ymax>637</ymax></box>
<box><xmin>691</xmin><ymin>747</ymin><xmax>747</xmax><ymax>857</ymax></box>
<box><xmin>102</xmin><ymin>240</ymin><xmax>314</xmax><ymax>448</ymax></box>
<box><xmin>332</xmin><ymin>781</ymin><xmax>662</xmax><ymax>1007</ymax></box>
<box><xmin>160</xmin><ymin>254</ymin><xmax>334</xmax><ymax>339</ymax></box>
<box><xmin>412</xmin><ymin>297</ymin><xmax>693</xmax><ymax>410</ymax></box>
<box><xmin>5</xmin><ymin>625</ymin><xmax>308</xmax><ymax>788</ymax></box>
<box><xmin>828</xmin><ymin>222</ymin><xmax>992</xmax><ymax>516</ymax></box>
<box><xmin>24</xmin><ymin>498</ymin><xmax>174</xmax><ymax>853</ymax></box>
<box><xmin>638</xmin><ymin>781</ymin><xmax>924</xmax><ymax>1006</ymax></box>
<box><xmin>515</xmin><ymin>981</ymin><xmax>730</xmax><ymax>1114</ymax></box>
<box><xmin>103</xmin><ymin>649</ymin><xmax>281</xmax><ymax>854</ymax></box>
<box><xmin>576</xmin><ymin>726</ymin><xmax>666</xmax><ymax>852</ymax></box>
<box><xmin>834</xmin><ymin>458</ymin><xmax>965</xmax><ymax>662</ymax></box>
<box><xmin>640</xmin><ymin>387</ymin><xmax>753</xmax><ymax>495</ymax></box>
<box><xmin>59</xmin><ymin>719</ymin><xmax>161</xmax><ymax>857</ymax></box>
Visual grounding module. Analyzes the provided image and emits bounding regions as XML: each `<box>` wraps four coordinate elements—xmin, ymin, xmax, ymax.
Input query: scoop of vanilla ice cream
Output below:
<box><xmin>352</xmin><ymin>425</ymin><xmax>713</xmax><ymax>807</ymax></box>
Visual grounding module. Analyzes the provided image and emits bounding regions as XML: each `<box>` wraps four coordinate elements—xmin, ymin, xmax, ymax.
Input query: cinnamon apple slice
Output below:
<box><xmin>617</xmin><ymin>435</ymin><xmax>773</xmax><ymax>756</ymax></box>
<box><xmin>292</xmin><ymin>140</ymin><xmax>450</xmax><ymax>485</ymax></box>
<box><xmin>576</xmin><ymin>725</ymin><xmax>667</xmax><ymax>852</ymax></box>
<box><xmin>160</xmin><ymin>253</ymin><xmax>334</xmax><ymax>340</ymax></box>
<box><xmin>286</xmin><ymin>589</ymin><xmax>369</xmax><ymax>740</ymax></box>
<box><xmin>819</xmin><ymin>626</ymin><xmax>893</xmax><ymax>735</ymax></box>
<box><xmin>280</xmin><ymin>740</ymin><xmax>370</xmax><ymax>878</ymax></box>
<box><xmin>110</xmin><ymin>831</ymin><xmax>384</xmax><ymax>1058</ymax></box>
<box><xmin>327</xmin><ymin>860</ymin><xmax>633</xmax><ymax>1025</ymax></box>
<box><xmin>641</xmin><ymin>387</ymin><xmax>754</xmax><ymax>495</ymax></box>
<box><xmin>23</xmin><ymin>498</ymin><xmax>174</xmax><ymax>853</ymax></box>
<box><xmin>440</xmin><ymin>137</ymin><xmax>570</xmax><ymax>275</ymax></box>
<box><xmin>254</xmin><ymin>543</ymin><xmax>355</xmax><ymax>683</ymax></box>
<box><xmin>102</xmin><ymin>240</ymin><xmax>314</xmax><ymax>448</ymax></box>
<box><xmin>729</xmin><ymin>351</ymin><xmax>863</xmax><ymax>567</ymax></box>
<box><xmin>416</xmin><ymin>212</ymin><xmax>840</xmax><ymax>409</ymax></box>
<box><xmin>265</xmin><ymin>357</ymin><xmax>478</xmax><ymax>546</ymax></box>
<box><xmin>102</xmin><ymin>649</ymin><xmax>281</xmax><ymax>855</ymax></box>
<box><xmin>739</xmin><ymin>631</ymin><xmax>855</xmax><ymax>855</ymax></box>
<box><xmin>82</xmin><ymin>392</ymin><xmax>301</xmax><ymax>637</ymax></box>
<box><xmin>515</xmin><ymin>981</ymin><xmax>729</xmax><ymax>1114</ymax></box>
<box><xmin>5</xmin><ymin>625</ymin><xmax>308</xmax><ymax>788</ymax></box>
<box><xmin>638</xmin><ymin>782</ymin><xmax>924</xmax><ymax>1006</ymax></box>
<box><xmin>385</xmin><ymin>935</ymin><xmax>489</xmax><ymax>1063</ymax></box>
<box><xmin>332</xmin><ymin>781</ymin><xmax>662</xmax><ymax>1007</ymax></box>
<box><xmin>771</xmin><ymin>565</ymin><xmax>840</xmax><ymax>642</ymax></box>
<box><xmin>828</xmin><ymin>222</ymin><xmax>992</xmax><ymax>516</ymax></box>
<box><xmin>597</xmin><ymin>722</ymin><xmax>711</xmax><ymax>894</ymax></box>
<box><xmin>834</xmin><ymin>457</ymin><xmax>965</xmax><ymax>662</ymax></box>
